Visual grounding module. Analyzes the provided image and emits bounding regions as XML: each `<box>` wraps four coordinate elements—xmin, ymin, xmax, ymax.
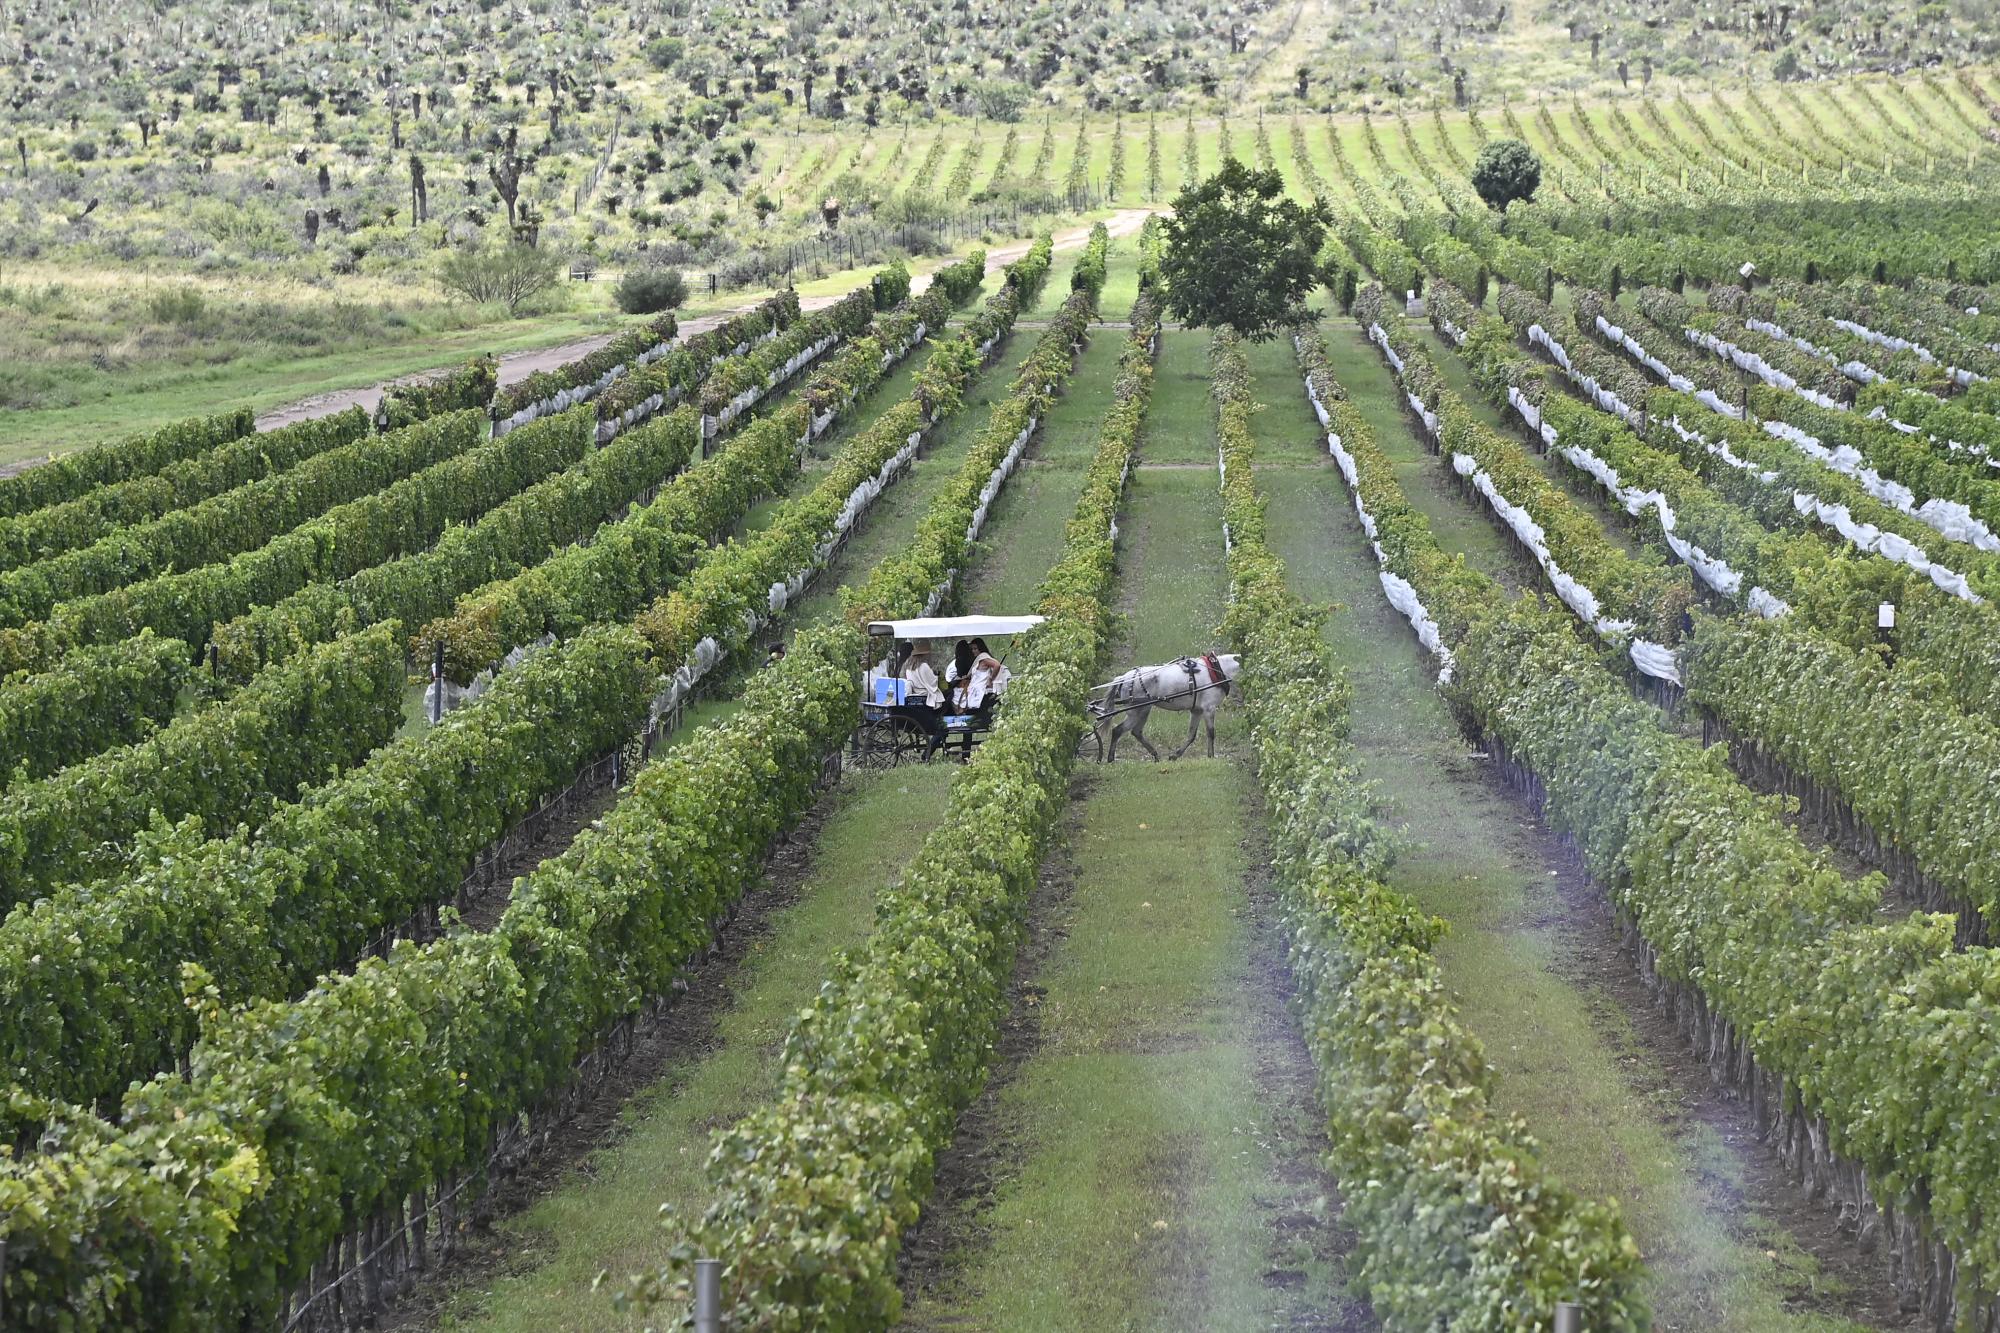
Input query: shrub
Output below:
<box><xmin>437</xmin><ymin>242</ymin><xmax>563</xmax><ymax>315</ymax></box>
<box><xmin>614</xmin><ymin>266</ymin><xmax>688</xmax><ymax>314</ymax></box>
<box><xmin>870</xmin><ymin>258</ymin><xmax>911</xmax><ymax>310</ymax></box>
<box><xmin>644</xmin><ymin>36</ymin><xmax>685</xmax><ymax>70</ymax></box>
<box><xmin>146</xmin><ymin>287</ymin><xmax>207</xmax><ymax>325</ymax></box>
<box><xmin>971</xmin><ymin>79</ymin><xmax>1031</xmax><ymax>122</ymax></box>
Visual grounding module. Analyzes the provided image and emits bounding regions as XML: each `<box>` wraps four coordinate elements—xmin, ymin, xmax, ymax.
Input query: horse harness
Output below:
<box><xmin>1181</xmin><ymin>653</ymin><xmax>1230</xmax><ymax>698</ymax></box>
<box><xmin>1095</xmin><ymin>654</ymin><xmax>1230</xmax><ymax>719</ymax></box>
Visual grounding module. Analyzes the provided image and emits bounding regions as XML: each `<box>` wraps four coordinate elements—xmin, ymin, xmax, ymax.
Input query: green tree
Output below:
<box><xmin>437</xmin><ymin>243</ymin><xmax>563</xmax><ymax>315</ymax></box>
<box><xmin>1470</xmin><ymin>138</ymin><xmax>1541</xmax><ymax>210</ymax></box>
<box><xmin>1159</xmin><ymin>158</ymin><xmax>1330</xmax><ymax>340</ymax></box>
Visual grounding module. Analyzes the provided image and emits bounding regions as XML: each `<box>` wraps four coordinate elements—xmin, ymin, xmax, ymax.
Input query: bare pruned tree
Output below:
<box><xmin>409</xmin><ymin>152</ymin><xmax>427</xmax><ymax>225</ymax></box>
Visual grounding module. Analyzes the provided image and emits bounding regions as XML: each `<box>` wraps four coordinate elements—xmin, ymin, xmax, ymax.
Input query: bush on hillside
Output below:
<box><xmin>615</xmin><ymin>266</ymin><xmax>689</xmax><ymax>315</ymax></box>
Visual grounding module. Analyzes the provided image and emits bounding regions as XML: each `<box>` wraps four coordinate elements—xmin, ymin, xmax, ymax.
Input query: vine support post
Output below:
<box><xmin>1554</xmin><ymin>1300</ymin><xmax>1582</xmax><ymax>1333</ymax></box>
<box><xmin>693</xmin><ymin>1258</ymin><xmax>723</xmax><ymax>1333</ymax></box>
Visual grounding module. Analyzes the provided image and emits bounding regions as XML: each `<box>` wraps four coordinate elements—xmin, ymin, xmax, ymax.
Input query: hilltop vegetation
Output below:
<box><xmin>0</xmin><ymin>0</ymin><xmax>1991</xmax><ymax>315</ymax></box>
<box><xmin>0</xmin><ymin>0</ymin><xmax>1993</xmax><ymax>426</ymax></box>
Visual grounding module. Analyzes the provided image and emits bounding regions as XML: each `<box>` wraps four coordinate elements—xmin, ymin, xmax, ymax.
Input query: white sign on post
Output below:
<box><xmin>1878</xmin><ymin>602</ymin><xmax>1897</xmax><ymax>630</ymax></box>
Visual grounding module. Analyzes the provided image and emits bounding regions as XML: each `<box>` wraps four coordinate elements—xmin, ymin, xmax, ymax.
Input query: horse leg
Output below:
<box><xmin>1171</xmin><ymin>703</ymin><xmax>1200</xmax><ymax>760</ymax></box>
<box><xmin>1129</xmin><ymin>707</ymin><xmax>1161</xmax><ymax>762</ymax></box>
<box><xmin>1205</xmin><ymin>706</ymin><xmax>1217</xmax><ymax>759</ymax></box>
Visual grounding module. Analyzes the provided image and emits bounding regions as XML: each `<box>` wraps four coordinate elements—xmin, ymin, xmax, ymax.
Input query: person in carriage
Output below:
<box><xmin>945</xmin><ymin>638</ymin><xmax>1010</xmax><ymax>725</ymax></box>
<box><xmin>877</xmin><ymin>639</ymin><xmax>949</xmax><ymax>760</ymax></box>
<box><xmin>858</xmin><ymin>616</ymin><xmax>1042</xmax><ymax>768</ymax></box>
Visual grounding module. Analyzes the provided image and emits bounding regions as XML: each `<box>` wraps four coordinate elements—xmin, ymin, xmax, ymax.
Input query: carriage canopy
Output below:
<box><xmin>865</xmin><ymin>615</ymin><xmax>1045</xmax><ymax>639</ymax></box>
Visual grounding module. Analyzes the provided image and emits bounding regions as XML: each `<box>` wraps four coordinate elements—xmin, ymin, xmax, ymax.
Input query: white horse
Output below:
<box><xmin>1089</xmin><ymin>652</ymin><xmax>1241</xmax><ymax>761</ymax></box>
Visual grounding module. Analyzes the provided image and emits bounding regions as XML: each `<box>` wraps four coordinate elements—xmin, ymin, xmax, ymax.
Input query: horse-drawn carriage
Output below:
<box><xmin>849</xmin><ymin>614</ymin><xmax>1043</xmax><ymax>769</ymax></box>
<box><xmin>850</xmin><ymin>610</ymin><xmax>1244</xmax><ymax>769</ymax></box>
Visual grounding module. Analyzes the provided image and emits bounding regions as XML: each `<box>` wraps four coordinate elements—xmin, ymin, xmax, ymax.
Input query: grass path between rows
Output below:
<box><xmin>900</xmin><ymin>329</ymin><xmax>1364</xmax><ymax>1332</ymax></box>
<box><xmin>427</xmin><ymin>768</ymin><xmax>955</xmax><ymax>1333</ymax></box>
<box><xmin>1270</xmin><ymin>322</ymin><xmax>1881</xmax><ymax>1332</ymax></box>
<box><xmin>417</xmin><ymin>257</ymin><xmax>1129</xmax><ymax>1333</ymax></box>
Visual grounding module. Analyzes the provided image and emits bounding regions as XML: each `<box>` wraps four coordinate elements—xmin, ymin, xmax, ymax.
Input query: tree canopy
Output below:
<box><xmin>438</xmin><ymin>242</ymin><xmax>563</xmax><ymax>316</ymax></box>
<box><xmin>1159</xmin><ymin>158</ymin><xmax>1331</xmax><ymax>341</ymax></box>
<box><xmin>1470</xmin><ymin>138</ymin><xmax>1542</xmax><ymax>210</ymax></box>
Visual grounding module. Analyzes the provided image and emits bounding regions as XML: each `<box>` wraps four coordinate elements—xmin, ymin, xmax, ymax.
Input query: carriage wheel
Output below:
<box><xmin>1076</xmin><ymin>714</ymin><xmax>1105</xmax><ymax>763</ymax></box>
<box><xmin>854</xmin><ymin>716</ymin><xmax>928</xmax><ymax>770</ymax></box>
<box><xmin>886</xmin><ymin>716</ymin><xmax>929</xmax><ymax>767</ymax></box>
<box><xmin>852</xmin><ymin>718</ymin><xmax>898</xmax><ymax>770</ymax></box>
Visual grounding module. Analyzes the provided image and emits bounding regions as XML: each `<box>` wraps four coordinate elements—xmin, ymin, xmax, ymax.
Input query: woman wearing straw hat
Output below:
<box><xmin>891</xmin><ymin>640</ymin><xmax>949</xmax><ymax>761</ymax></box>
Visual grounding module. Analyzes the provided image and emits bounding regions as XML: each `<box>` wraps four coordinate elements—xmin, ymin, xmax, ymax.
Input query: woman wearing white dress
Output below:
<box><xmin>886</xmin><ymin>640</ymin><xmax>948</xmax><ymax>760</ymax></box>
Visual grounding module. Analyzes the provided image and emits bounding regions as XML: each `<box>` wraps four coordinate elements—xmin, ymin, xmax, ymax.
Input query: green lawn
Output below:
<box><xmin>0</xmin><ymin>306</ymin><xmax>618</xmax><ymax>465</ymax></box>
<box><xmin>1018</xmin><ymin>246</ymin><xmax>1087</xmax><ymax>322</ymax></box>
<box><xmin>901</xmin><ymin>762</ymin><xmax>1355</xmax><ymax>1333</ymax></box>
<box><xmin>956</xmin><ymin>328</ymin><xmax>1123</xmax><ymax>616</ymax></box>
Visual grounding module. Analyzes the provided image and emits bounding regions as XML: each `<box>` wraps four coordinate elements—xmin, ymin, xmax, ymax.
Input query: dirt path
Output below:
<box><xmin>253</xmin><ymin>213</ymin><xmax>1152</xmax><ymax>434</ymax></box>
